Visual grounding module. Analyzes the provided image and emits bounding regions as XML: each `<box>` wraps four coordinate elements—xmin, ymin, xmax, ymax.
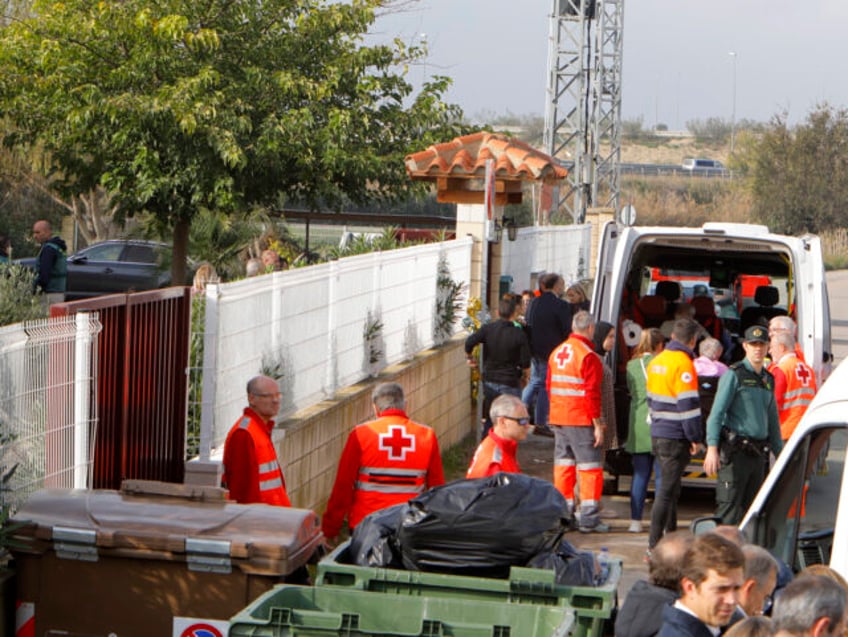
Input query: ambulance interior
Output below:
<box><xmin>606</xmin><ymin>241</ymin><xmax>796</xmax><ymax>484</ymax></box>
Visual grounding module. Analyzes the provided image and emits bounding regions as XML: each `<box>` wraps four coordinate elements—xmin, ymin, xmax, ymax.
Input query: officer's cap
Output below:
<box><xmin>744</xmin><ymin>325</ymin><xmax>769</xmax><ymax>344</ymax></box>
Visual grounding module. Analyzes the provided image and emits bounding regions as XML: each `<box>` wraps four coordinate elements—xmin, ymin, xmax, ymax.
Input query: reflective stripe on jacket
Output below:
<box><xmin>770</xmin><ymin>353</ymin><xmax>817</xmax><ymax>440</ymax></box>
<box><xmin>646</xmin><ymin>342</ymin><xmax>702</xmax><ymax>441</ymax></box>
<box><xmin>547</xmin><ymin>333</ymin><xmax>602</xmax><ymax>426</ymax></box>
<box><xmin>322</xmin><ymin>411</ymin><xmax>445</xmax><ymax>537</ymax></box>
<box><xmin>222</xmin><ymin>412</ymin><xmax>291</xmax><ymax>507</ymax></box>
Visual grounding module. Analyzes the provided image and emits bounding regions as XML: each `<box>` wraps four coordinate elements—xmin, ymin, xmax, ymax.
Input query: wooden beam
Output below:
<box><xmin>436</xmin><ymin>191</ymin><xmax>524</xmax><ymax>205</ymax></box>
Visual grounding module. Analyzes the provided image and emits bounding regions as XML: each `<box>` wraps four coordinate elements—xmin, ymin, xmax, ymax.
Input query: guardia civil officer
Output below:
<box><xmin>704</xmin><ymin>325</ymin><xmax>783</xmax><ymax>525</ymax></box>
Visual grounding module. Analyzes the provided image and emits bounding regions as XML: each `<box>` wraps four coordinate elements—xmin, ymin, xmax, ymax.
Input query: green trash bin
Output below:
<box><xmin>314</xmin><ymin>541</ymin><xmax>620</xmax><ymax>637</ymax></box>
<box><xmin>229</xmin><ymin>584</ymin><xmax>575</xmax><ymax>637</ymax></box>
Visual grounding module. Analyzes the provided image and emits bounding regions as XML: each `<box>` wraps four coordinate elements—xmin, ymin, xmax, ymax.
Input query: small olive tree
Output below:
<box><xmin>0</xmin><ymin>264</ymin><xmax>45</xmax><ymax>326</ymax></box>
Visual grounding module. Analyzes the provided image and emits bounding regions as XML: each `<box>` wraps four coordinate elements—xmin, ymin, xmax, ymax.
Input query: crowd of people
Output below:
<box><xmin>616</xmin><ymin>527</ymin><xmax>847</xmax><ymax>637</ymax></box>
<box><xmin>217</xmin><ymin>269</ymin><xmax>836</xmax><ymax>635</ymax></box>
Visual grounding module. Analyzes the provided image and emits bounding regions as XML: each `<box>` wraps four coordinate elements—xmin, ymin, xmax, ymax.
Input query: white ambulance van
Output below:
<box><xmin>591</xmin><ymin>221</ymin><xmax>832</xmax><ymax>486</ymax></box>
<box><xmin>696</xmin><ymin>355</ymin><xmax>848</xmax><ymax>577</ymax></box>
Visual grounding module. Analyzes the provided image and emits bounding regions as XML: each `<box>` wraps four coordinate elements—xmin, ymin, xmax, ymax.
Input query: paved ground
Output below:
<box><xmin>516</xmin><ymin>432</ymin><xmax>716</xmax><ymax>602</ymax></box>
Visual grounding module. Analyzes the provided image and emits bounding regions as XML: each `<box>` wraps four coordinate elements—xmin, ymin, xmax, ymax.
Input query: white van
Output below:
<box><xmin>696</xmin><ymin>355</ymin><xmax>848</xmax><ymax>577</ymax></box>
<box><xmin>592</xmin><ymin>221</ymin><xmax>832</xmax><ymax>485</ymax></box>
<box><xmin>682</xmin><ymin>158</ymin><xmax>725</xmax><ymax>171</ymax></box>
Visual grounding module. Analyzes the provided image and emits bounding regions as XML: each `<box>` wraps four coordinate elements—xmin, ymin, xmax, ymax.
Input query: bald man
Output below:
<box><xmin>222</xmin><ymin>375</ymin><xmax>291</xmax><ymax>506</ymax></box>
<box><xmin>32</xmin><ymin>219</ymin><xmax>67</xmax><ymax>304</ymax></box>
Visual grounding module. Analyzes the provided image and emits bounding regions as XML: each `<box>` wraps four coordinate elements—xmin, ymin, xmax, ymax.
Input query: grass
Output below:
<box><xmin>441</xmin><ymin>432</ymin><xmax>479</xmax><ymax>482</ymax></box>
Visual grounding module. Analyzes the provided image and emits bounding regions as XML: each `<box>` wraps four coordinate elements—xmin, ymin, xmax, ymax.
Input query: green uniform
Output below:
<box><xmin>625</xmin><ymin>353</ymin><xmax>654</xmax><ymax>454</ymax></box>
<box><xmin>706</xmin><ymin>358</ymin><xmax>783</xmax><ymax>524</ymax></box>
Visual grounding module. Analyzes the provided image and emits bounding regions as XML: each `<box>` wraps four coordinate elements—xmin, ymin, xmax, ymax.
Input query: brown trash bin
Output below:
<box><xmin>10</xmin><ymin>480</ymin><xmax>324</xmax><ymax>637</ymax></box>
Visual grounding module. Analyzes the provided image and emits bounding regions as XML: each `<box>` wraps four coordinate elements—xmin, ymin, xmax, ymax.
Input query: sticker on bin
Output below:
<box><xmin>173</xmin><ymin>617</ymin><xmax>228</xmax><ymax>637</ymax></box>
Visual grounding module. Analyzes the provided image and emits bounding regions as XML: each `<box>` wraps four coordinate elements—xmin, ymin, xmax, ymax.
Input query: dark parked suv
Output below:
<box><xmin>17</xmin><ymin>239</ymin><xmax>175</xmax><ymax>300</ymax></box>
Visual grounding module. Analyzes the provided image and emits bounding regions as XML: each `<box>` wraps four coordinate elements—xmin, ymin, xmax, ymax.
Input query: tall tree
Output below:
<box><xmin>743</xmin><ymin>104</ymin><xmax>848</xmax><ymax>235</ymax></box>
<box><xmin>0</xmin><ymin>0</ymin><xmax>464</xmax><ymax>282</ymax></box>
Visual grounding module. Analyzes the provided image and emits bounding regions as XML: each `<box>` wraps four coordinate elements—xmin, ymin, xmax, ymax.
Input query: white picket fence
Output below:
<box><xmin>196</xmin><ymin>238</ymin><xmax>474</xmax><ymax>459</ymax></box>
<box><xmin>192</xmin><ymin>223</ymin><xmax>592</xmax><ymax>460</ymax></box>
<box><xmin>0</xmin><ymin>313</ymin><xmax>101</xmax><ymax>512</ymax></box>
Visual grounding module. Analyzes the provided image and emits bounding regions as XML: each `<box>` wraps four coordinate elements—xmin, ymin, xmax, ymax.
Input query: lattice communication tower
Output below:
<box><xmin>543</xmin><ymin>0</ymin><xmax>624</xmax><ymax>223</ymax></box>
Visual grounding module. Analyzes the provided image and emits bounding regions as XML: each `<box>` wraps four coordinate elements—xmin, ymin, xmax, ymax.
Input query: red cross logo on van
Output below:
<box><xmin>379</xmin><ymin>425</ymin><xmax>416</xmax><ymax>461</ymax></box>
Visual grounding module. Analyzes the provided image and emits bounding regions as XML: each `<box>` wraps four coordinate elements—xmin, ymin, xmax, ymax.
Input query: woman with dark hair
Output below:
<box><xmin>592</xmin><ymin>320</ymin><xmax>619</xmax><ymax>509</ymax></box>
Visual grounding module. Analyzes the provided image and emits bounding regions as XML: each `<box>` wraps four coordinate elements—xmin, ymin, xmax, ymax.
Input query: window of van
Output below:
<box><xmin>742</xmin><ymin>427</ymin><xmax>845</xmax><ymax>571</ymax></box>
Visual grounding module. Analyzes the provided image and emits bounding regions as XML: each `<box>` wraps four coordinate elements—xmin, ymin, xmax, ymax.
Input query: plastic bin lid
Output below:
<box><xmin>11</xmin><ymin>484</ymin><xmax>323</xmax><ymax>575</ymax></box>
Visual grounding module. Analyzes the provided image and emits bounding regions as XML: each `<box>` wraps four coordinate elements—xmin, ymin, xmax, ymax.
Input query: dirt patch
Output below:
<box><xmin>621</xmin><ymin>137</ymin><xmax>728</xmax><ymax>165</ymax></box>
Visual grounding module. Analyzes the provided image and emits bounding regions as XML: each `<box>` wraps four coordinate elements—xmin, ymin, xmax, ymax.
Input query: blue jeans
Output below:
<box><xmin>521</xmin><ymin>358</ymin><xmax>549</xmax><ymax>427</ymax></box>
<box><xmin>482</xmin><ymin>382</ymin><xmax>522</xmax><ymax>437</ymax></box>
<box><xmin>630</xmin><ymin>453</ymin><xmax>661</xmax><ymax>521</ymax></box>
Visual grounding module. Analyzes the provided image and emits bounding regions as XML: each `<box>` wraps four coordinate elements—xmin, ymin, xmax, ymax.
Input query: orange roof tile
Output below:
<box><xmin>405</xmin><ymin>132</ymin><xmax>567</xmax><ymax>184</ymax></box>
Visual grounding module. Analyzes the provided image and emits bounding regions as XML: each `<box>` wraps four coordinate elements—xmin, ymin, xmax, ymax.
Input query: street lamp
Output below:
<box><xmin>729</xmin><ymin>51</ymin><xmax>737</xmax><ymax>156</ymax></box>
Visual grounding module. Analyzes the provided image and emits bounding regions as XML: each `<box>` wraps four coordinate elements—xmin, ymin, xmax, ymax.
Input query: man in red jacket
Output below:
<box><xmin>467</xmin><ymin>394</ymin><xmax>531</xmax><ymax>478</ymax></box>
<box><xmin>322</xmin><ymin>382</ymin><xmax>445</xmax><ymax>543</ymax></box>
<box><xmin>222</xmin><ymin>375</ymin><xmax>291</xmax><ymax>506</ymax></box>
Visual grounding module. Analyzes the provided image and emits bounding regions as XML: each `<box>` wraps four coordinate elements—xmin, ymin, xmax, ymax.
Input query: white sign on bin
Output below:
<box><xmin>173</xmin><ymin>616</ymin><xmax>229</xmax><ymax>637</ymax></box>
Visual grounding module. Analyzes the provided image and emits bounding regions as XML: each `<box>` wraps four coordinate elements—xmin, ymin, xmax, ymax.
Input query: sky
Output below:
<box><xmin>373</xmin><ymin>0</ymin><xmax>848</xmax><ymax>129</ymax></box>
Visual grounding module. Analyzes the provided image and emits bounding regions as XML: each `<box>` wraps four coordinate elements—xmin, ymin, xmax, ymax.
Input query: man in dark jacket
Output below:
<box><xmin>32</xmin><ymin>219</ymin><xmax>68</xmax><ymax>304</ymax></box>
<box><xmin>465</xmin><ymin>295</ymin><xmax>531</xmax><ymax>436</ymax></box>
<box><xmin>615</xmin><ymin>530</ymin><xmax>694</xmax><ymax>637</ymax></box>
<box><xmin>657</xmin><ymin>533</ymin><xmax>745</xmax><ymax>637</ymax></box>
<box><xmin>521</xmin><ymin>272</ymin><xmax>572</xmax><ymax>435</ymax></box>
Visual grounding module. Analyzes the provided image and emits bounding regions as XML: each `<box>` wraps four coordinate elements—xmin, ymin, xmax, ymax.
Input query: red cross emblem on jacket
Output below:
<box><xmin>379</xmin><ymin>425</ymin><xmax>416</xmax><ymax>460</ymax></box>
<box><xmin>795</xmin><ymin>363</ymin><xmax>812</xmax><ymax>386</ymax></box>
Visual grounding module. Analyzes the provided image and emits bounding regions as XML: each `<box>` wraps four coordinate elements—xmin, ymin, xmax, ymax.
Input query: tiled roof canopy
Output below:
<box><xmin>405</xmin><ymin>132</ymin><xmax>567</xmax><ymax>205</ymax></box>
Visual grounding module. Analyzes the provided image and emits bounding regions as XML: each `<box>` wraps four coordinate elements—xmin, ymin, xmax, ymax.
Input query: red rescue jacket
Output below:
<box><xmin>322</xmin><ymin>410</ymin><xmax>444</xmax><ymax>538</ymax></box>
<box><xmin>222</xmin><ymin>408</ymin><xmax>291</xmax><ymax>506</ymax></box>
<box><xmin>547</xmin><ymin>333</ymin><xmax>602</xmax><ymax>426</ymax></box>
<box><xmin>466</xmin><ymin>430</ymin><xmax>520</xmax><ymax>478</ymax></box>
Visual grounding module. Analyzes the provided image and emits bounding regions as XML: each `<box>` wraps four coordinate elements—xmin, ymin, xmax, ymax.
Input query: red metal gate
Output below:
<box><xmin>51</xmin><ymin>287</ymin><xmax>192</xmax><ymax>488</ymax></box>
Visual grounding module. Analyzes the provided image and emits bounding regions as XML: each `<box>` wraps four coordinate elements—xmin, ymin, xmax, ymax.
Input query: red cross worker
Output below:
<box><xmin>321</xmin><ymin>382</ymin><xmax>445</xmax><ymax>542</ymax></box>
<box><xmin>769</xmin><ymin>332</ymin><xmax>817</xmax><ymax>441</ymax></box>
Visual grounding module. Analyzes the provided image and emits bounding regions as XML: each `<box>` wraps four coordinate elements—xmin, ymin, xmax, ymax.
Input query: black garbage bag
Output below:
<box><xmin>397</xmin><ymin>473</ymin><xmax>569</xmax><ymax>578</ymax></box>
<box><xmin>348</xmin><ymin>502</ymin><xmax>406</xmax><ymax>568</ymax></box>
<box><xmin>526</xmin><ymin>538</ymin><xmax>598</xmax><ymax>586</ymax></box>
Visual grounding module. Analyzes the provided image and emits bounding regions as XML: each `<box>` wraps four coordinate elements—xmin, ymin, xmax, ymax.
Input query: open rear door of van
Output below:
<box><xmin>591</xmin><ymin>220</ymin><xmax>628</xmax><ymax>325</ymax></box>
<box><xmin>794</xmin><ymin>233</ymin><xmax>832</xmax><ymax>381</ymax></box>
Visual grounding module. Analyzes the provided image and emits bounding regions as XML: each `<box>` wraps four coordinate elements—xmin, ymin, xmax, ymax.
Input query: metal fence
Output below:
<box><xmin>52</xmin><ymin>288</ymin><xmax>193</xmax><ymax>488</ymax></box>
<box><xmin>194</xmin><ymin>238</ymin><xmax>473</xmax><ymax>459</ymax></box>
<box><xmin>0</xmin><ymin>313</ymin><xmax>101</xmax><ymax>512</ymax></box>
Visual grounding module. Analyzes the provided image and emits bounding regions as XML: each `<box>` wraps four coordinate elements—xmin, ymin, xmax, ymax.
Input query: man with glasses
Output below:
<box><xmin>222</xmin><ymin>375</ymin><xmax>291</xmax><ymax>506</ymax></box>
<box><xmin>467</xmin><ymin>394</ymin><xmax>531</xmax><ymax>478</ymax></box>
<box><xmin>322</xmin><ymin>382</ymin><xmax>445</xmax><ymax>544</ymax></box>
<box><xmin>769</xmin><ymin>316</ymin><xmax>806</xmax><ymax>363</ymax></box>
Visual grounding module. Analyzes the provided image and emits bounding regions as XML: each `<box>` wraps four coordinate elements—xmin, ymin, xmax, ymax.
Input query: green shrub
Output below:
<box><xmin>0</xmin><ymin>264</ymin><xmax>45</xmax><ymax>326</ymax></box>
